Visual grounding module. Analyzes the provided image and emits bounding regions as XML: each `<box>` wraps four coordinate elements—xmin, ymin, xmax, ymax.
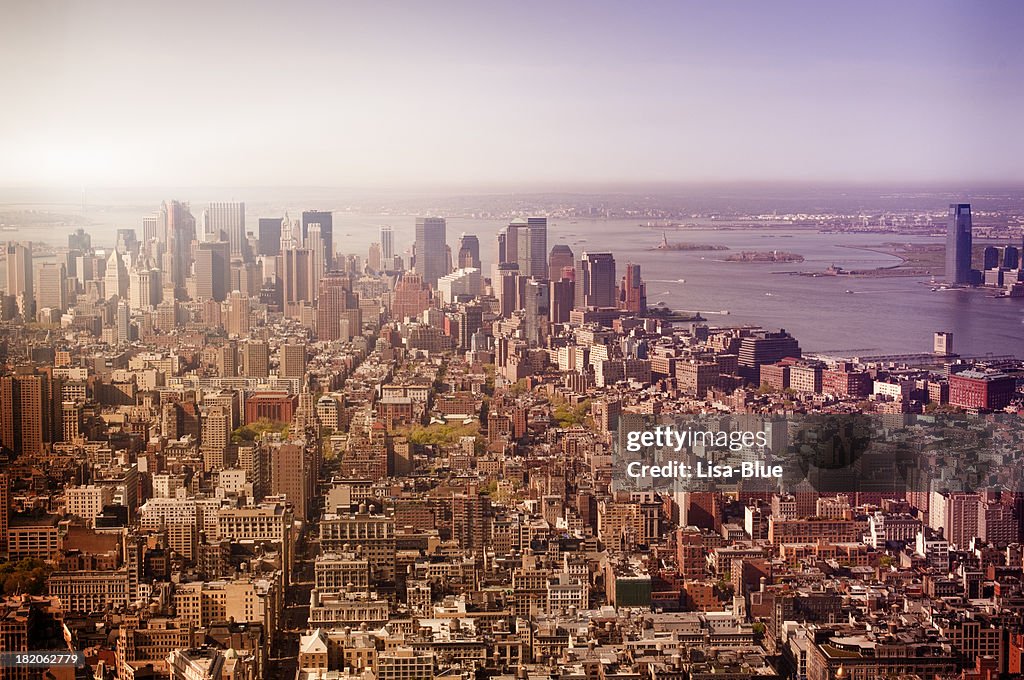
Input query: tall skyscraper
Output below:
<box><xmin>946</xmin><ymin>203</ymin><xmax>973</xmax><ymax>285</ymax></box>
<box><xmin>195</xmin><ymin>241</ymin><xmax>231</xmax><ymax>302</ymax></box>
<box><xmin>306</xmin><ymin>223</ymin><xmax>327</xmax><ymax>301</ymax></box>
<box><xmin>581</xmin><ymin>252</ymin><xmax>616</xmax><ymax>308</ymax></box>
<box><xmin>258</xmin><ymin>218</ymin><xmax>283</xmax><ymax>256</ymax></box>
<box><xmin>283</xmin><ymin>248</ymin><xmax>313</xmax><ymax>305</ymax></box>
<box><xmin>68</xmin><ymin>228</ymin><xmax>91</xmax><ymax>252</ymax></box>
<box><xmin>495</xmin><ymin>263</ymin><xmax>521</xmax><ymax>318</ymax></box>
<box><xmin>34</xmin><ymin>262</ymin><xmax>67</xmax><ymax>312</ymax></box>
<box><xmin>302</xmin><ymin>210</ymin><xmax>333</xmax><ymax>269</ymax></box>
<box><xmin>549</xmin><ymin>276</ymin><xmax>575</xmax><ymax>324</ymax></box>
<box><xmin>523</xmin><ymin>278</ymin><xmax>550</xmax><ymax>345</ymax></box>
<box><xmin>380</xmin><ymin>226</ymin><xmax>395</xmax><ymax>263</ymax></box>
<box><xmin>104</xmin><ymin>250</ymin><xmax>129</xmax><ymax>300</ymax></box>
<box><xmin>317</xmin><ymin>272</ymin><xmax>358</xmax><ymax>341</ymax></box>
<box><xmin>503</xmin><ymin>221</ymin><xmax>522</xmax><ymax>267</ymax></box>
<box><xmin>205</xmin><ymin>202</ymin><xmax>247</xmax><ymax>260</ymax></box>
<box><xmin>128</xmin><ymin>267</ymin><xmax>162</xmax><ymax>311</ymax></box>
<box><xmin>5</xmin><ymin>242</ymin><xmax>33</xmax><ymax>315</ymax></box>
<box><xmin>164</xmin><ymin>200</ymin><xmax>196</xmax><ymax>298</ymax></box>
<box><xmin>367</xmin><ymin>243</ymin><xmax>382</xmax><ymax>272</ymax></box>
<box><xmin>619</xmin><ymin>262</ymin><xmax>646</xmax><ymax>313</ymax></box>
<box><xmin>226</xmin><ymin>290</ymin><xmax>251</xmax><ymax>336</ymax></box>
<box><xmin>548</xmin><ymin>244</ymin><xmax>575</xmax><ymax>280</ymax></box>
<box><xmin>525</xmin><ymin>217</ymin><xmax>548</xmax><ymax>279</ymax></box>
<box><xmin>457</xmin><ymin>234</ymin><xmax>481</xmax><ymax>269</ymax></box>
<box><xmin>142</xmin><ymin>214</ymin><xmax>162</xmax><ymax>245</ymax></box>
<box><xmin>414</xmin><ymin>217</ymin><xmax>448</xmax><ymax>287</ymax></box>
<box><xmin>0</xmin><ymin>370</ymin><xmax>60</xmax><ymax>456</ymax></box>
<box><xmin>115</xmin><ymin>229</ymin><xmax>139</xmax><ymax>258</ymax></box>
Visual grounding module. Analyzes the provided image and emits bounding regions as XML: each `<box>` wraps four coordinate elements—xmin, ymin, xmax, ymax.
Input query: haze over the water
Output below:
<box><xmin>2</xmin><ymin>0</ymin><xmax>1023</xmax><ymax>189</ymax></box>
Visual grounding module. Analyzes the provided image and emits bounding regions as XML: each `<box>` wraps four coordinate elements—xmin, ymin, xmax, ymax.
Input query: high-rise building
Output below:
<box><xmin>0</xmin><ymin>370</ymin><xmax>60</xmax><ymax>456</ymax></box>
<box><xmin>503</xmin><ymin>221</ymin><xmax>522</xmax><ymax>267</ymax></box>
<box><xmin>115</xmin><ymin>229</ymin><xmax>139</xmax><ymax>258</ymax></box>
<box><xmin>164</xmin><ymin>200</ymin><xmax>196</xmax><ymax>297</ymax></box>
<box><xmin>934</xmin><ymin>331</ymin><xmax>954</xmax><ymax>356</ymax></box>
<box><xmin>205</xmin><ymin>202</ymin><xmax>247</xmax><ymax>260</ymax></box>
<box><xmin>580</xmin><ymin>252</ymin><xmax>616</xmax><ymax>308</ymax></box>
<box><xmin>380</xmin><ymin>226</ymin><xmax>395</xmax><ymax>263</ymax></box>
<box><xmin>946</xmin><ymin>203</ymin><xmax>973</xmax><ymax>285</ymax></box>
<box><xmin>0</xmin><ymin>473</ymin><xmax>8</xmax><ymax>557</ymax></box>
<box><xmin>523</xmin><ymin>278</ymin><xmax>550</xmax><ymax>345</ymax></box>
<box><xmin>549</xmin><ymin>276</ymin><xmax>575</xmax><ymax>324</ymax></box>
<box><xmin>104</xmin><ymin>250</ymin><xmax>129</xmax><ymax>300</ymax></box>
<box><xmin>68</xmin><ymin>228</ymin><xmax>91</xmax><ymax>252</ymax></box>
<box><xmin>34</xmin><ymin>262</ymin><xmax>67</xmax><ymax>312</ymax></box>
<box><xmin>302</xmin><ymin>210</ymin><xmax>333</xmax><ymax>269</ymax></box>
<box><xmin>619</xmin><ymin>262</ymin><xmax>646</xmax><ymax>313</ymax></box>
<box><xmin>279</xmin><ymin>343</ymin><xmax>307</xmax><ymax>379</ymax></box>
<box><xmin>226</xmin><ymin>291</ymin><xmax>251</xmax><ymax>336</ymax></box>
<box><xmin>1003</xmin><ymin>246</ymin><xmax>1020</xmax><ymax>270</ymax></box>
<box><xmin>142</xmin><ymin>214</ymin><xmax>162</xmax><ymax>244</ymax></box>
<box><xmin>258</xmin><ymin>218</ymin><xmax>283</xmax><ymax>257</ymax></box>
<box><xmin>524</xmin><ymin>217</ymin><xmax>548</xmax><ymax>279</ymax></box>
<box><xmin>414</xmin><ymin>217</ymin><xmax>448</xmax><ymax>287</ymax></box>
<box><xmin>317</xmin><ymin>272</ymin><xmax>359</xmax><ymax>341</ymax></box>
<box><xmin>128</xmin><ymin>267</ymin><xmax>161</xmax><ymax>311</ymax></box>
<box><xmin>194</xmin><ymin>241</ymin><xmax>231</xmax><ymax>302</ymax></box>
<box><xmin>548</xmin><ymin>244</ymin><xmax>575</xmax><ymax>280</ymax></box>
<box><xmin>306</xmin><ymin>223</ymin><xmax>327</xmax><ymax>299</ymax></box>
<box><xmin>368</xmin><ymin>243</ymin><xmax>382</xmax><ymax>272</ymax></box>
<box><xmin>241</xmin><ymin>341</ymin><xmax>270</xmax><ymax>378</ymax></box>
<box><xmin>5</xmin><ymin>242</ymin><xmax>33</xmax><ymax>315</ymax></box>
<box><xmin>283</xmin><ymin>248</ymin><xmax>313</xmax><ymax>305</ymax></box>
<box><xmin>391</xmin><ymin>273</ymin><xmax>433</xmax><ymax>321</ymax></box>
<box><xmin>457</xmin><ymin>234</ymin><xmax>481</xmax><ymax>269</ymax></box>
<box><xmin>983</xmin><ymin>246</ymin><xmax>1000</xmax><ymax>270</ymax></box>
<box><xmin>495</xmin><ymin>263</ymin><xmax>521</xmax><ymax>318</ymax></box>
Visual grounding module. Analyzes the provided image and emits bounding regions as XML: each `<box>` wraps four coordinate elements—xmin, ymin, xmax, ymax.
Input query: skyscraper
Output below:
<box><xmin>619</xmin><ymin>262</ymin><xmax>646</xmax><ymax>313</ymax></box>
<box><xmin>0</xmin><ymin>370</ymin><xmax>60</xmax><ymax>456</ymax></box>
<box><xmin>283</xmin><ymin>248</ymin><xmax>313</xmax><ymax>305</ymax></box>
<box><xmin>258</xmin><ymin>217</ymin><xmax>283</xmax><ymax>256</ymax></box>
<box><xmin>306</xmin><ymin>223</ymin><xmax>327</xmax><ymax>300</ymax></box>
<box><xmin>68</xmin><ymin>228</ymin><xmax>91</xmax><ymax>252</ymax></box>
<box><xmin>946</xmin><ymin>203</ymin><xmax>973</xmax><ymax>285</ymax></box>
<box><xmin>457</xmin><ymin>234</ymin><xmax>481</xmax><ymax>269</ymax></box>
<box><xmin>205</xmin><ymin>202</ymin><xmax>247</xmax><ymax>260</ymax></box>
<box><xmin>104</xmin><ymin>250</ymin><xmax>129</xmax><ymax>300</ymax></box>
<box><xmin>580</xmin><ymin>252</ymin><xmax>616</xmax><ymax>308</ymax></box>
<box><xmin>302</xmin><ymin>210</ymin><xmax>333</xmax><ymax>269</ymax></box>
<box><xmin>195</xmin><ymin>241</ymin><xmax>231</xmax><ymax>302</ymax></box>
<box><xmin>525</xmin><ymin>217</ymin><xmax>548</xmax><ymax>279</ymax></box>
<box><xmin>380</xmin><ymin>226</ymin><xmax>395</xmax><ymax>263</ymax></box>
<box><xmin>317</xmin><ymin>272</ymin><xmax>358</xmax><ymax>341</ymax></box>
<box><xmin>34</xmin><ymin>262</ymin><xmax>67</xmax><ymax>312</ymax></box>
<box><xmin>548</xmin><ymin>244</ymin><xmax>575</xmax><ymax>280</ymax></box>
<box><xmin>5</xmin><ymin>242</ymin><xmax>33</xmax><ymax>315</ymax></box>
<box><xmin>226</xmin><ymin>290</ymin><xmax>251</xmax><ymax>336</ymax></box>
<box><xmin>414</xmin><ymin>217</ymin><xmax>448</xmax><ymax>287</ymax></box>
<box><xmin>164</xmin><ymin>200</ymin><xmax>196</xmax><ymax>298</ymax></box>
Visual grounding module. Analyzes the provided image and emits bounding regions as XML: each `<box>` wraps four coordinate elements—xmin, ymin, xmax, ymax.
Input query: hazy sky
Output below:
<box><xmin>2</xmin><ymin>1</ymin><xmax>1023</xmax><ymax>188</ymax></box>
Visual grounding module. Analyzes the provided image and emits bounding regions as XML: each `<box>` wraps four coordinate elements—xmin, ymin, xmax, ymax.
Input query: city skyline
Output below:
<box><xmin>2</xmin><ymin>1</ymin><xmax>1024</xmax><ymax>188</ymax></box>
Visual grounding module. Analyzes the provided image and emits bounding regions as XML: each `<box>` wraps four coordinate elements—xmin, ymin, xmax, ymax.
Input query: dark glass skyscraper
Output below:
<box><xmin>945</xmin><ymin>203</ymin><xmax>972</xmax><ymax>285</ymax></box>
<box><xmin>415</xmin><ymin>217</ymin><xmax>448</xmax><ymax>287</ymax></box>
<box><xmin>258</xmin><ymin>218</ymin><xmax>283</xmax><ymax>256</ymax></box>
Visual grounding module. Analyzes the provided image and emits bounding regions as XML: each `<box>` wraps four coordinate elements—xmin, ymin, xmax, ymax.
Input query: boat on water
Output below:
<box><xmin>677</xmin><ymin>278</ymin><xmax>686</xmax><ymax>283</ymax></box>
<box><xmin>845</xmin><ymin>290</ymin><xmax>855</xmax><ymax>294</ymax></box>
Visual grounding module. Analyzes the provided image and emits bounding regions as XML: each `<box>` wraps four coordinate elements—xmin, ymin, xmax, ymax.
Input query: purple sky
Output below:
<box><xmin>2</xmin><ymin>1</ymin><xmax>1022</xmax><ymax>187</ymax></box>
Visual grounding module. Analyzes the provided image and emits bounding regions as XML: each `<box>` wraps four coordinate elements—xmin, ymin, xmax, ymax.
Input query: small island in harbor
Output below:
<box><xmin>651</xmin><ymin>232</ymin><xmax>729</xmax><ymax>252</ymax></box>
<box><xmin>725</xmin><ymin>250</ymin><xmax>805</xmax><ymax>263</ymax></box>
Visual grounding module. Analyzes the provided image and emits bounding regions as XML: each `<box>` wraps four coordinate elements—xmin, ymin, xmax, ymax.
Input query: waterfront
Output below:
<box><xmin>3</xmin><ymin>202</ymin><xmax>1023</xmax><ymax>357</ymax></box>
